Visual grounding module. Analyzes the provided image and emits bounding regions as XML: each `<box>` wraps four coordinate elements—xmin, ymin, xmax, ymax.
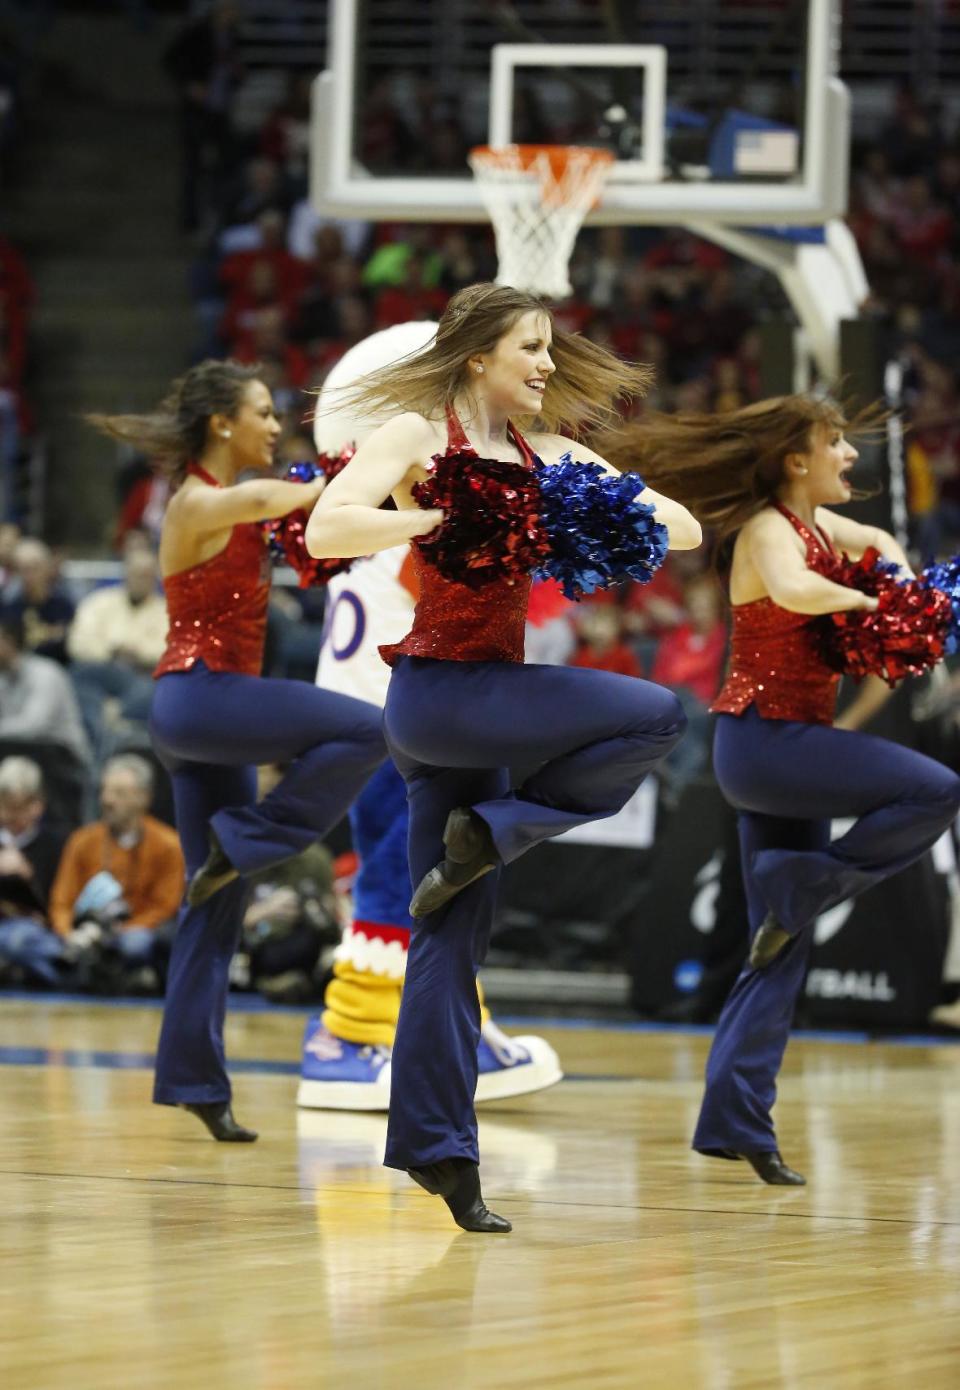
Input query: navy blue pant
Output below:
<box><xmin>693</xmin><ymin>706</ymin><xmax>960</xmax><ymax>1157</ymax></box>
<box><xmin>382</xmin><ymin>656</ymin><xmax>686</xmax><ymax>1169</ymax></box>
<box><xmin>149</xmin><ymin>661</ymin><xmax>385</xmax><ymax>1104</ymax></box>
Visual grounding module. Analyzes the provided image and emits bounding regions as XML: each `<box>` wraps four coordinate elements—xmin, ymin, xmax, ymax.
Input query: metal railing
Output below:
<box><xmin>235</xmin><ymin>1</ymin><xmax>960</xmax><ymax>93</ymax></box>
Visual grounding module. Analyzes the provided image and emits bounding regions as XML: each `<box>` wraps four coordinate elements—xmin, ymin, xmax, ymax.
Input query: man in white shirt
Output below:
<box><xmin>68</xmin><ymin>546</ymin><xmax>168</xmax><ymax>671</ymax></box>
<box><xmin>68</xmin><ymin>546</ymin><xmax>168</xmax><ymax>756</ymax></box>
<box><xmin>0</xmin><ymin>610</ymin><xmax>90</xmax><ymax>766</ymax></box>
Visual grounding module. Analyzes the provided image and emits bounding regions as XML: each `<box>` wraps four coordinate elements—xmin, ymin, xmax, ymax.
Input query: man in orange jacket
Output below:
<box><xmin>50</xmin><ymin>753</ymin><xmax>183</xmax><ymax>980</ymax></box>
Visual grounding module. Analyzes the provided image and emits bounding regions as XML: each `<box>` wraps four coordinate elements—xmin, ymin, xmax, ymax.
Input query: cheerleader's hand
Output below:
<box><xmin>410</xmin><ymin>507</ymin><xmax>445</xmax><ymax>538</ymax></box>
<box><xmin>857</xmin><ymin>593</ymin><xmax>880</xmax><ymax>612</ymax></box>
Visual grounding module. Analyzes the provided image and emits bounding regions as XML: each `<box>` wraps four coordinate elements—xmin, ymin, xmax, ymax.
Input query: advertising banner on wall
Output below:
<box><xmin>602</xmin><ymin>778</ymin><xmax>954</xmax><ymax>1029</ymax></box>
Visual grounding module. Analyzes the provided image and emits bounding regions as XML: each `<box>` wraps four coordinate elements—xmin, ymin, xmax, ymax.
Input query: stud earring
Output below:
<box><xmin>220</xmin><ymin>430</ymin><xmax>232</xmax><ymax>440</ymax></box>
<box><xmin>475</xmin><ymin>365</ymin><xmax>484</xmax><ymax>375</ymax></box>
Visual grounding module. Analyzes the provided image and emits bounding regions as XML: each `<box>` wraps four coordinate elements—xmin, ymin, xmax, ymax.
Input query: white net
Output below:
<box><xmin>469</xmin><ymin>144</ymin><xmax>616</xmax><ymax>300</ymax></box>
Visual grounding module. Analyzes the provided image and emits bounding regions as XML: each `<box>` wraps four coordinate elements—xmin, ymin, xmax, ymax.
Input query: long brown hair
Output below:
<box><xmin>320</xmin><ymin>282</ymin><xmax>653</xmax><ymax>435</ymax></box>
<box><xmin>596</xmin><ymin>393</ymin><xmax>885</xmax><ymax>547</ymax></box>
<box><xmin>87</xmin><ymin>360</ymin><xmax>263</xmax><ymax>486</ymax></box>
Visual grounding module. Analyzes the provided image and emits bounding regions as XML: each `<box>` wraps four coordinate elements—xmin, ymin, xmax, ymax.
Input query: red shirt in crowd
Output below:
<box><xmin>650</xmin><ymin>621</ymin><xmax>727</xmax><ymax>705</ymax></box>
<box><xmin>570</xmin><ymin>641</ymin><xmax>643</xmax><ymax>678</ymax></box>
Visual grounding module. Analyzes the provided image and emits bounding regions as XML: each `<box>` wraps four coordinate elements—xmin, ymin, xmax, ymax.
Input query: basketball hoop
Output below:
<box><xmin>469</xmin><ymin>144</ymin><xmax>616</xmax><ymax>301</ymax></box>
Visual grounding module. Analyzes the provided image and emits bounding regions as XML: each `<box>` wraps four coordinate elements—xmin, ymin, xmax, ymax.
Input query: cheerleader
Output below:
<box><xmin>300</xmin><ymin>322</ymin><xmax>561</xmax><ymax>1111</ymax></box>
<box><xmin>602</xmin><ymin>396</ymin><xmax>960</xmax><ymax>1183</ymax></box>
<box><xmin>90</xmin><ymin>361</ymin><xmax>393</xmax><ymax>1141</ymax></box>
<box><xmin>305</xmin><ymin>283</ymin><xmax>701</xmax><ymax>1232</ymax></box>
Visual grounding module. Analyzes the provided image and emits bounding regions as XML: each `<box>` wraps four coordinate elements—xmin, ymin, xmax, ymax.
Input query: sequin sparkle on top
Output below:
<box><xmin>154</xmin><ymin>464</ymin><xmax>271</xmax><ymax>679</ymax></box>
<box><xmin>711</xmin><ymin>502</ymin><xmax>841</xmax><ymax>725</ymax></box>
<box><xmin>379</xmin><ymin>411</ymin><xmax>537</xmax><ymax>667</ymax></box>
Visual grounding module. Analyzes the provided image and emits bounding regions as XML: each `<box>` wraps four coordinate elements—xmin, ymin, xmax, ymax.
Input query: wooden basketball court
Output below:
<box><xmin>2</xmin><ymin>997</ymin><xmax>959</xmax><ymax>1389</ymax></box>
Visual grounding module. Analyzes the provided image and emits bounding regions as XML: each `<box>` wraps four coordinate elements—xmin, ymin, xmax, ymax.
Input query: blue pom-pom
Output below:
<box><xmin>919</xmin><ymin>555</ymin><xmax>960</xmax><ymax>655</ymax></box>
<box><xmin>286</xmin><ymin>460</ymin><xmax>323</xmax><ymax>484</ymax></box>
<box><xmin>532</xmin><ymin>455</ymin><xmax>669</xmax><ymax>600</ymax></box>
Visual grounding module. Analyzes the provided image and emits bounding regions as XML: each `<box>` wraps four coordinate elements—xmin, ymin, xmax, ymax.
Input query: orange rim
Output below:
<box><xmin>470</xmin><ymin>144</ymin><xmax>616</xmax><ymax>208</ymax></box>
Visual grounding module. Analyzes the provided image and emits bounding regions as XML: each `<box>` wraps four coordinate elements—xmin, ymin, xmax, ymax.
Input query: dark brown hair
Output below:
<box><xmin>595</xmin><ymin>393</ymin><xmax>885</xmax><ymax>547</ymax></box>
<box><xmin>322</xmin><ymin>282</ymin><xmax>653</xmax><ymax>435</ymax></box>
<box><xmin>87</xmin><ymin>360</ymin><xmax>263</xmax><ymax>485</ymax></box>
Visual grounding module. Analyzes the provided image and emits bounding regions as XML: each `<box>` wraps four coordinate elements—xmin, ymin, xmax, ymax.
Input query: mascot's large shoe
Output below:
<box><xmin>296</xmin><ymin>1020</ymin><xmax>392</xmax><ymax>1111</ymax></box>
<box><xmin>296</xmin><ymin>1017</ymin><xmax>563</xmax><ymax>1111</ymax></box>
<box><xmin>474</xmin><ymin>1019</ymin><xmax>563</xmax><ymax>1103</ymax></box>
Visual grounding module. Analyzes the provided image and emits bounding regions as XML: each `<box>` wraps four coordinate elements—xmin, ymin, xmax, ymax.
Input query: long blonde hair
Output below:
<box><xmin>596</xmin><ymin>394</ymin><xmax>884</xmax><ymax>548</ymax></box>
<box><xmin>320</xmin><ymin>282</ymin><xmax>653</xmax><ymax>435</ymax></box>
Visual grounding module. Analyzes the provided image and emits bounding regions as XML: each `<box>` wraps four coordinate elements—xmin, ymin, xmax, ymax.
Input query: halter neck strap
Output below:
<box><xmin>186</xmin><ymin>462</ymin><xmax>223</xmax><ymax>488</ymax></box>
<box><xmin>444</xmin><ymin>406</ymin><xmax>538</xmax><ymax>467</ymax></box>
<box><xmin>773</xmin><ymin>500</ymin><xmax>837</xmax><ymax>559</ymax></box>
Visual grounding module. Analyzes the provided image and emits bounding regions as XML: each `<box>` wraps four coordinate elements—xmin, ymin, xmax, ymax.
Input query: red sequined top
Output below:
<box><xmin>380</xmin><ymin>412</ymin><xmax>537</xmax><ymax>666</ymax></box>
<box><xmin>154</xmin><ymin>464</ymin><xmax>271</xmax><ymax>679</ymax></box>
<box><xmin>711</xmin><ymin>502</ymin><xmax>841</xmax><ymax>725</ymax></box>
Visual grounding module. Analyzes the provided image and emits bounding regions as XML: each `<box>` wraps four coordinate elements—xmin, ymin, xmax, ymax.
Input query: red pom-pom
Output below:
<box><xmin>411</xmin><ymin>451</ymin><xmax>549</xmax><ymax>590</ymax></box>
<box><xmin>814</xmin><ymin>547</ymin><xmax>950</xmax><ymax>685</ymax></box>
<box><xmin>316</xmin><ymin>446</ymin><xmax>355</xmax><ymax>481</ymax></box>
<box><xmin>264</xmin><ymin>510</ymin><xmax>353</xmax><ymax>589</ymax></box>
<box><xmin>263</xmin><ymin>451</ymin><xmax>357</xmax><ymax>588</ymax></box>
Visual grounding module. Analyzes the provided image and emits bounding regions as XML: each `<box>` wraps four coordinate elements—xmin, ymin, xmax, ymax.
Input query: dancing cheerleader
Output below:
<box><xmin>299</xmin><ymin>321</ymin><xmax>561</xmax><ymax>1111</ymax></box>
<box><xmin>90</xmin><ymin>361</ymin><xmax>395</xmax><ymax>1141</ymax></box>
<box><xmin>601</xmin><ymin>395</ymin><xmax>960</xmax><ymax>1184</ymax></box>
<box><xmin>305</xmin><ymin>283</ymin><xmax>701</xmax><ymax>1232</ymax></box>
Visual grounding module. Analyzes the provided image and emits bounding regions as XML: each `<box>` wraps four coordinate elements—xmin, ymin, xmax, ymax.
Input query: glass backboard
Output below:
<box><xmin>312</xmin><ymin>0</ymin><xmax>848</xmax><ymax>226</ymax></box>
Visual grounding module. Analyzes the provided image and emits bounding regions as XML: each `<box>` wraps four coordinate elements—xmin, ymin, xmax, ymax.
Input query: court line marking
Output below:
<box><xmin>0</xmin><ymin>1166</ymin><xmax>957</xmax><ymax>1228</ymax></box>
<box><xmin>0</xmin><ymin>1045</ymin><xmax>696</xmax><ymax>1083</ymax></box>
<box><xmin>1</xmin><ymin>990</ymin><xmax>959</xmax><ymax>1048</ymax></box>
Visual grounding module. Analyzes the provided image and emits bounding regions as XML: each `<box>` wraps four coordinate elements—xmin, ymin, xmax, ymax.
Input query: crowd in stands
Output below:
<box><xmin>0</xmin><ymin>18</ymin><xmax>36</xmax><ymax>528</ymax></box>
<box><xmin>0</xmin><ymin>741</ymin><xmax>341</xmax><ymax>1004</ymax></box>
<box><xmin>6</xmin><ymin>7</ymin><xmax>960</xmax><ymax>1001</ymax></box>
<box><xmin>849</xmin><ymin>87</ymin><xmax>960</xmax><ymax>561</ymax></box>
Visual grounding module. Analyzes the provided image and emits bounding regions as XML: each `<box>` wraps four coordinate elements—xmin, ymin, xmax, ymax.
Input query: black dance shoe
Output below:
<box><xmin>187</xmin><ymin>829</ymin><xmax>238</xmax><ymax>907</ymax></box>
<box><xmin>742</xmin><ymin>1150</ymin><xmax>806</xmax><ymax>1186</ymax></box>
<box><xmin>407</xmin><ymin>1158</ymin><xmax>512</xmax><ymax>1233</ymax></box>
<box><xmin>748</xmin><ymin>913</ymin><xmax>793</xmax><ymax>970</ymax></box>
<box><xmin>408</xmin><ymin>808</ymin><xmax>499</xmax><ymax>918</ymax></box>
<box><xmin>181</xmin><ymin>1101</ymin><xmax>258</xmax><ymax>1143</ymax></box>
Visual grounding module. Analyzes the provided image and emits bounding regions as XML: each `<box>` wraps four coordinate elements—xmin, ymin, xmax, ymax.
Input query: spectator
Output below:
<box><xmin>0</xmin><ymin>522</ymin><xmax>19</xmax><ymax>586</ymax></box>
<box><xmin>232</xmin><ymin>764</ymin><xmax>338</xmax><ymax>1003</ymax></box>
<box><xmin>115</xmin><ymin>469</ymin><xmax>170</xmax><ymax>551</ymax></box>
<box><xmin>0</xmin><ymin>755</ymin><xmax>69</xmax><ymax>901</ymax></box>
<box><xmin>164</xmin><ymin>0</ymin><xmax>243</xmax><ymax>232</ymax></box>
<box><xmin>5</xmin><ymin>537</ymin><xmax>75</xmax><ymax>664</ymax></box>
<box><xmin>373</xmin><ymin>253</ymin><xmax>448</xmax><ymax>329</ymax></box>
<box><xmin>258</xmin><ymin>72</ymin><xmax>313</xmax><ymax>188</ymax></box>
<box><xmin>525</xmin><ymin>578</ymin><xmax>575</xmax><ymax>666</ymax></box>
<box><xmin>361</xmin><ymin>227</ymin><xmax>444</xmax><ymax>291</ymax></box>
<box><xmin>650</xmin><ymin>575</ymin><xmax>728</xmax><ymax>799</ymax></box>
<box><xmin>219</xmin><ymin>210</ymin><xmax>306</xmax><ymax>325</ymax></box>
<box><xmin>0</xmin><ymin>352</ymin><xmax>20</xmax><ymax>512</ymax></box>
<box><xmin>620</xmin><ymin>559</ymin><xmax>688</xmax><ymax>668</ymax></box>
<box><xmin>287</xmin><ymin>198</ymin><xmax>371</xmax><ymax>262</ymax></box>
<box><xmin>0</xmin><ymin>756</ymin><xmax>71</xmax><ymax>987</ymax></box>
<box><xmin>68</xmin><ymin>546</ymin><xmax>167</xmax><ymax>672</ymax></box>
<box><xmin>0</xmin><ymin>609</ymin><xmax>90</xmax><ymax>765</ymax></box>
<box><xmin>49</xmin><ymin>754</ymin><xmax>183</xmax><ymax>987</ymax></box>
<box><xmin>68</xmin><ymin>546</ymin><xmax>168</xmax><ymax>755</ymax></box>
<box><xmin>569</xmin><ymin>604</ymin><xmax>643</xmax><ymax>678</ymax></box>
<box><xmin>650</xmin><ymin>575</ymin><xmax>727</xmax><ymax>708</ymax></box>
<box><xmin>218</xmin><ymin>157</ymin><xmax>291</xmax><ymax>247</ymax></box>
